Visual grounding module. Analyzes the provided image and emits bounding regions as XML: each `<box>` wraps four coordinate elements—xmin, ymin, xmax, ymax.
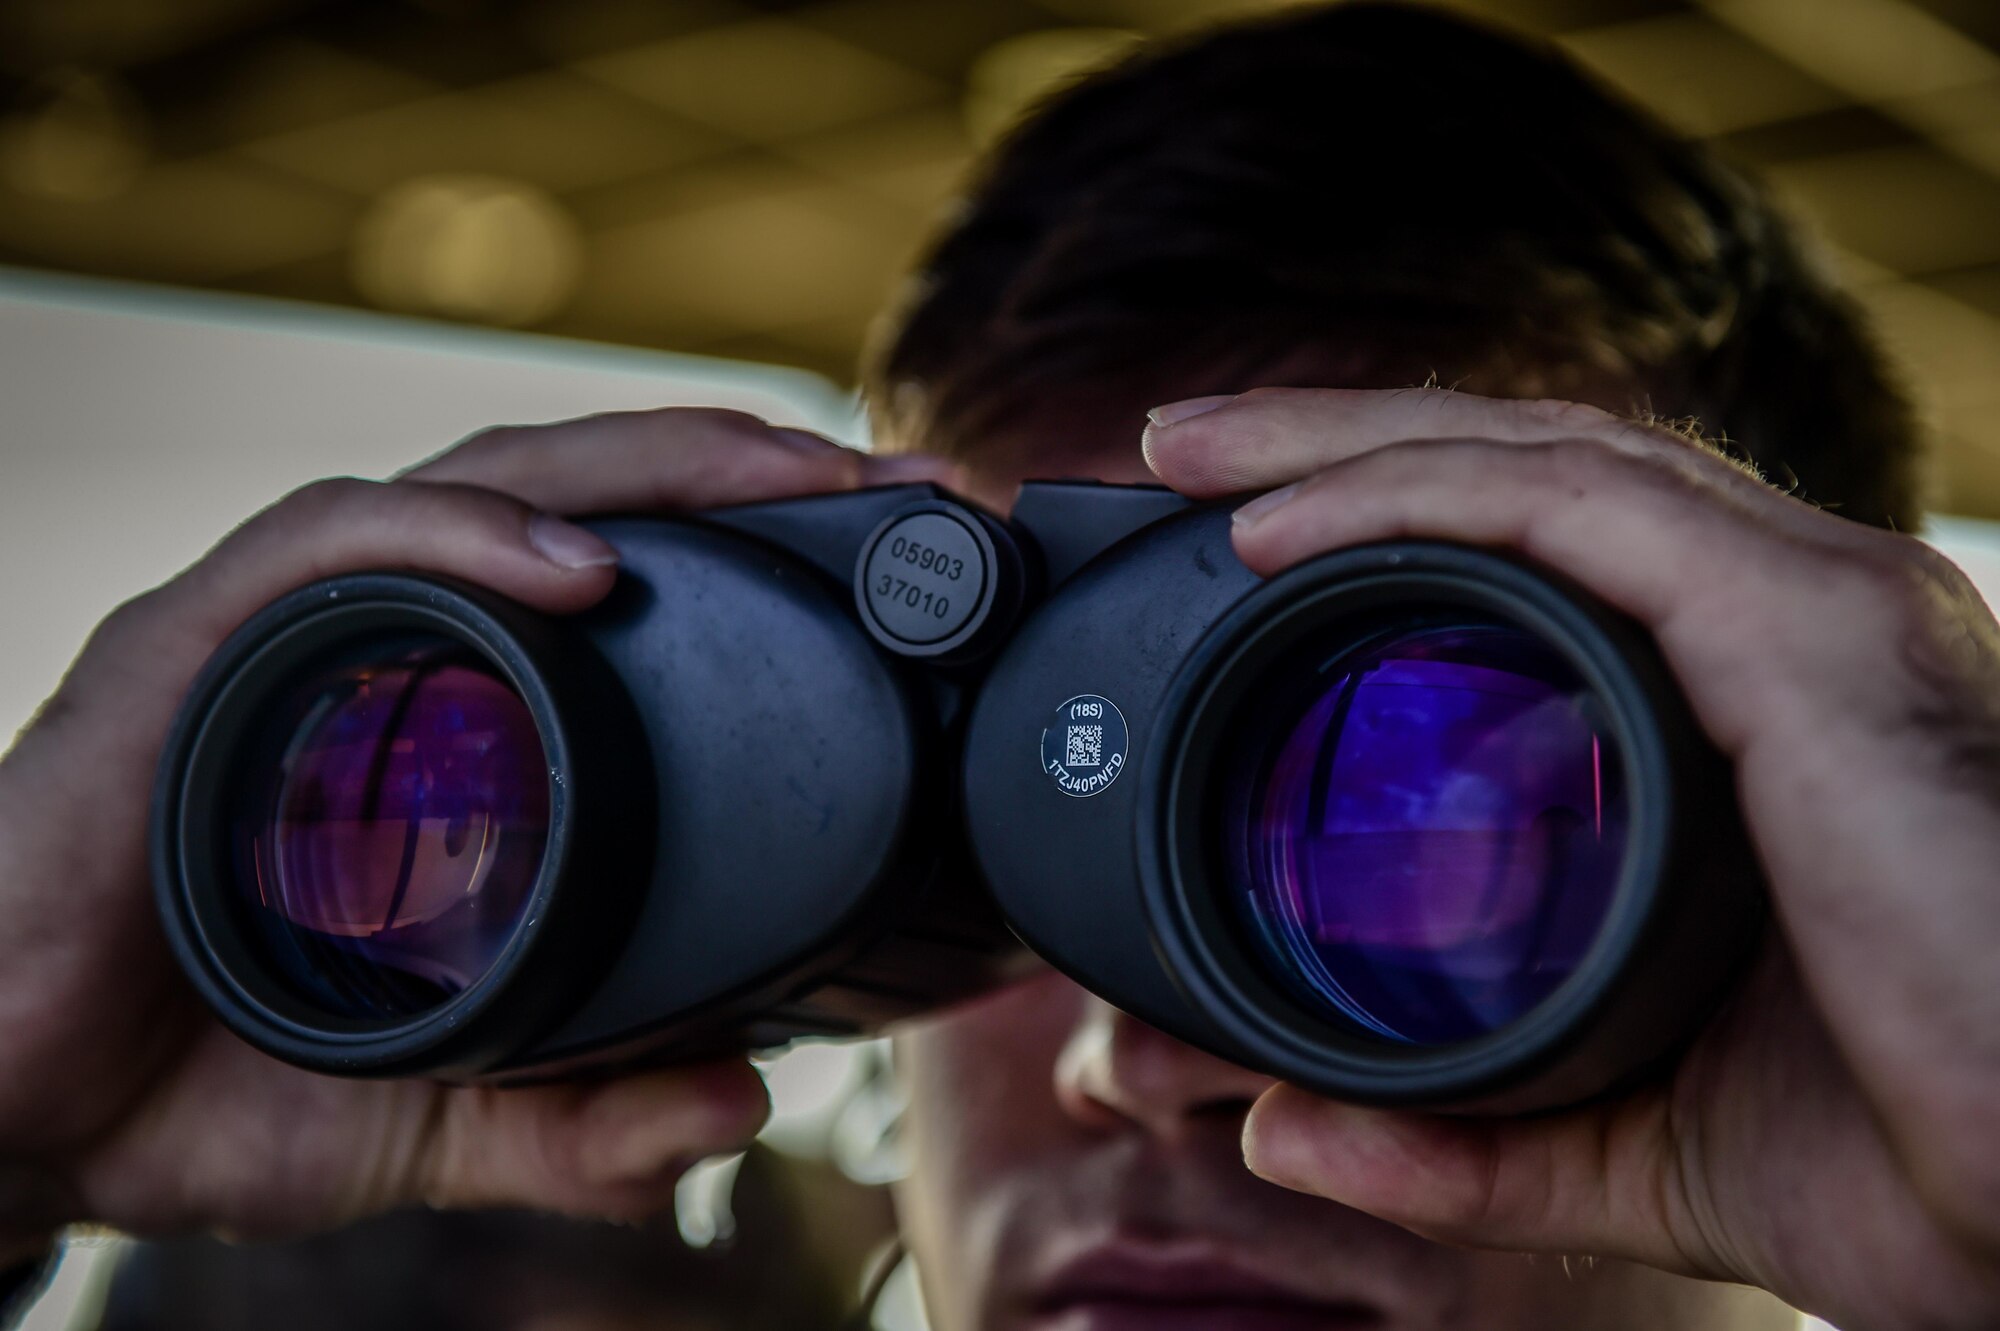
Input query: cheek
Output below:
<box><xmin>891</xmin><ymin>976</ymin><xmax>1090</xmax><ymax>1329</ymax></box>
<box><xmin>895</xmin><ymin>973</ymin><xmax>1088</xmax><ymax>1184</ymax></box>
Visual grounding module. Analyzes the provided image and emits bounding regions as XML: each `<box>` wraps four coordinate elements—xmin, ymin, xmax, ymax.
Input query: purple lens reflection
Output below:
<box><xmin>230</xmin><ymin>635</ymin><xmax>550</xmax><ymax>1021</ymax></box>
<box><xmin>1222</xmin><ymin>624</ymin><xmax>1626</xmax><ymax>1046</ymax></box>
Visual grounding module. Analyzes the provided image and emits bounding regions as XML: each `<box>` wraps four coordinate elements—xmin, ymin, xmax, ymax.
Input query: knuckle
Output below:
<box><xmin>58</xmin><ymin>589</ymin><xmax>169</xmax><ymax>687</ymax></box>
<box><xmin>1830</xmin><ymin>543</ymin><xmax>2000</xmax><ymax>715</ymax></box>
<box><xmin>95</xmin><ymin>587</ymin><xmax>163</xmax><ymax>642</ymax></box>
<box><xmin>1531</xmin><ymin>399</ymin><xmax>1708</xmax><ymax>460</ymax></box>
<box><xmin>1840</xmin><ymin>543</ymin><xmax>1941</xmax><ymax>621</ymax></box>
<box><xmin>209</xmin><ymin>477</ymin><xmax>380</xmax><ymax>560</ymax></box>
<box><xmin>415</xmin><ymin>423</ymin><xmax>551</xmax><ymax>482</ymax></box>
<box><xmin>1505</xmin><ymin>435</ymin><xmax>1712</xmax><ymax>518</ymax></box>
<box><xmin>270</xmin><ymin>475</ymin><xmax>380</xmax><ymax>523</ymax></box>
<box><xmin>639</xmin><ymin>405</ymin><xmax>768</xmax><ymax>439</ymax></box>
<box><xmin>1537</xmin><ymin>434</ymin><xmax>1633</xmax><ymax>486</ymax></box>
<box><xmin>688</xmin><ymin>406</ymin><xmax>768</xmax><ymax>430</ymax></box>
<box><xmin>1595</xmin><ymin>433</ymin><xmax>1700</xmax><ymax>490</ymax></box>
<box><xmin>1526</xmin><ymin>397</ymin><xmax>1620</xmax><ymax>433</ymax></box>
<box><xmin>1896</xmin><ymin>536</ymin><xmax>1978</xmax><ymax>600</ymax></box>
<box><xmin>452</xmin><ymin>424</ymin><xmax>523</xmax><ymax>461</ymax></box>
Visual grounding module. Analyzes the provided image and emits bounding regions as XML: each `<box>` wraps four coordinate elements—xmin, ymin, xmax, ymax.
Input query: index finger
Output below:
<box><xmin>1142</xmin><ymin>386</ymin><xmax>1750</xmax><ymax>499</ymax></box>
<box><xmin>404</xmin><ymin>407</ymin><xmax>961</xmax><ymax>514</ymax></box>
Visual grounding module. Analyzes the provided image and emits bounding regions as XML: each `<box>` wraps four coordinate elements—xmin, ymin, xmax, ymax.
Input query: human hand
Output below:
<box><xmin>0</xmin><ymin>409</ymin><xmax>953</xmax><ymax>1250</ymax></box>
<box><xmin>1144</xmin><ymin>387</ymin><xmax>2000</xmax><ymax>1331</ymax></box>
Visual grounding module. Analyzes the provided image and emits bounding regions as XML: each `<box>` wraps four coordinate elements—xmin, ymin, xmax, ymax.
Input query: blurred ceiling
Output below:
<box><xmin>2</xmin><ymin>0</ymin><xmax>1998</xmax><ymax>511</ymax></box>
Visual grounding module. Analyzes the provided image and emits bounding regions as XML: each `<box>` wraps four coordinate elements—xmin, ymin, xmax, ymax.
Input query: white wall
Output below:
<box><xmin>0</xmin><ymin>266</ymin><xmax>857</xmax><ymax>740</ymax></box>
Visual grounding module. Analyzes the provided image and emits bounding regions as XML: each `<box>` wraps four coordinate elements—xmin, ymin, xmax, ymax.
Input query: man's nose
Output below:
<box><xmin>1053</xmin><ymin>995</ymin><xmax>1279</xmax><ymax>1140</ymax></box>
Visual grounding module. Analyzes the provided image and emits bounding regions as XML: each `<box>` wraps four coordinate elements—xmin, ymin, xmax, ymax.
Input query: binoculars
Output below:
<box><xmin>152</xmin><ymin>482</ymin><xmax>1764</xmax><ymax>1111</ymax></box>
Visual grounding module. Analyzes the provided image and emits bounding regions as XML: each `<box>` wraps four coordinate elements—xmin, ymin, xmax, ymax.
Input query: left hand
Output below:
<box><xmin>0</xmin><ymin>408</ymin><xmax>953</xmax><ymax>1250</ymax></box>
<box><xmin>1142</xmin><ymin>387</ymin><xmax>2000</xmax><ymax>1331</ymax></box>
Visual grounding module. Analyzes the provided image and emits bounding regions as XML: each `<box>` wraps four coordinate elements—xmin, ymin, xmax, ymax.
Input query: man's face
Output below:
<box><xmin>888</xmin><ymin>440</ymin><xmax>1792</xmax><ymax>1331</ymax></box>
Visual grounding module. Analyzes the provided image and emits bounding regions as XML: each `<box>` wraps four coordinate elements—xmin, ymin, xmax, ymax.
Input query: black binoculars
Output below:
<box><xmin>152</xmin><ymin>482</ymin><xmax>1764</xmax><ymax>1111</ymax></box>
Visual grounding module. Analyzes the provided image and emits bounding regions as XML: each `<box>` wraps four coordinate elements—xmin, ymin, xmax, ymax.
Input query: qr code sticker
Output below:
<box><xmin>1065</xmin><ymin>724</ymin><xmax>1104</xmax><ymax>768</ymax></box>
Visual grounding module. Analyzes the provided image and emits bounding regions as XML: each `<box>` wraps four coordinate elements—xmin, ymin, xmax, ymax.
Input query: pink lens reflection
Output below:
<box><xmin>232</xmin><ymin>639</ymin><xmax>549</xmax><ymax>1020</ymax></box>
<box><xmin>1224</xmin><ymin>625</ymin><xmax>1625</xmax><ymax>1045</ymax></box>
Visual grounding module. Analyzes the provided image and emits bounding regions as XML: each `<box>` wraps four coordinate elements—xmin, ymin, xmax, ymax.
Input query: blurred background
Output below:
<box><xmin>4</xmin><ymin>1</ymin><xmax>1999</xmax><ymax>1328</ymax></box>
<box><xmin>3</xmin><ymin>0</ymin><xmax>2000</xmax><ymax>504</ymax></box>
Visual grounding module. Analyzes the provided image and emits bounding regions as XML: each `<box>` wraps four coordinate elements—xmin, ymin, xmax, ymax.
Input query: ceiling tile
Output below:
<box><xmin>166</xmin><ymin>38</ymin><xmax>441</xmax><ymax>152</ymax></box>
<box><xmin>0</xmin><ymin>157</ymin><xmax>351</xmax><ymax>281</ymax></box>
<box><xmin>794</xmin><ymin>0</ymin><xmax>1055</xmax><ymax>80</ymax></box>
<box><xmin>1035</xmin><ymin>0</ymin><xmax>1674</xmax><ymax>36</ymax></box>
<box><xmin>574</xmin><ymin>17</ymin><xmax>946</xmax><ymax>143</ymax></box>
<box><xmin>1709</xmin><ymin>103</ymin><xmax>1919</xmax><ymax>165</ymax></box>
<box><xmin>1560</xmin><ymin>13</ymin><xmax>1847</xmax><ymax>136</ymax></box>
<box><xmin>1699</xmin><ymin>0</ymin><xmax>1999</xmax><ymax>105</ymax></box>
<box><xmin>1901</xmin><ymin>0</ymin><xmax>2000</xmax><ymax>52</ymax></box>
<box><xmin>1889</xmin><ymin>77</ymin><xmax>2000</xmax><ymax>176</ymax></box>
<box><xmin>3</xmin><ymin>0</ymin><xmax>1998</xmax><ymax>507</ymax></box>
<box><xmin>778</xmin><ymin>108</ymin><xmax>973</xmax><ymax>208</ymax></box>
<box><xmin>1028</xmin><ymin>0</ymin><xmax>1317</xmax><ymax>34</ymax></box>
<box><xmin>1895</xmin><ymin>75</ymin><xmax>2000</xmax><ymax>137</ymax></box>
<box><xmin>1927</xmin><ymin>259</ymin><xmax>2000</xmax><ymax>316</ymax></box>
<box><xmin>1765</xmin><ymin>144</ymin><xmax>2000</xmax><ymax>274</ymax></box>
<box><xmin>572</xmin><ymin>181</ymin><xmax>923</xmax><ymax>336</ymax></box>
<box><xmin>517</xmin><ymin>0</ymin><xmax>750</xmax><ymax>63</ymax></box>
<box><xmin>1852</xmin><ymin>277</ymin><xmax>2000</xmax><ymax>511</ymax></box>
<box><xmin>771</xmin><ymin>306</ymin><xmax>885</xmax><ymax>361</ymax></box>
<box><xmin>567</xmin><ymin>148</ymin><xmax>817</xmax><ymax>230</ymax></box>
<box><xmin>680</xmin><ymin>327</ymin><xmax>861</xmax><ymax>383</ymax></box>
<box><xmin>235</xmin><ymin>69</ymin><xmax>730</xmax><ymax>197</ymax></box>
<box><xmin>0</xmin><ymin>0</ymin><xmax>313</xmax><ymax>73</ymax></box>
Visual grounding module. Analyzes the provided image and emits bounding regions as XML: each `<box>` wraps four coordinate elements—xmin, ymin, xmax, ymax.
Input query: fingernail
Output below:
<box><xmin>1240</xmin><ymin>1113</ymin><xmax>1279</xmax><ymax>1182</ymax></box>
<box><xmin>1241</xmin><ymin>1084</ymin><xmax>1357</xmax><ymax>1193</ymax></box>
<box><xmin>528</xmin><ymin>512</ymin><xmax>620</xmax><ymax>569</ymax></box>
<box><xmin>1241</xmin><ymin>1100</ymin><xmax>1312</xmax><ymax>1192</ymax></box>
<box><xmin>1231</xmin><ymin>482</ymin><xmax>1301</xmax><ymax>529</ymax></box>
<box><xmin>862</xmin><ymin>453</ymin><xmax>963</xmax><ymax>487</ymax></box>
<box><xmin>771</xmin><ymin>427</ymin><xmax>839</xmax><ymax>453</ymax></box>
<box><xmin>1147</xmin><ymin>394</ymin><xmax>1236</xmax><ymax>429</ymax></box>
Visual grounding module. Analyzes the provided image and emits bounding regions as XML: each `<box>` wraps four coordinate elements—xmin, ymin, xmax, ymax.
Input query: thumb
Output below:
<box><xmin>421</xmin><ymin>1058</ymin><xmax>770</xmax><ymax>1221</ymax></box>
<box><xmin>1242</xmin><ymin>1082</ymin><xmax>1715</xmax><ymax>1278</ymax></box>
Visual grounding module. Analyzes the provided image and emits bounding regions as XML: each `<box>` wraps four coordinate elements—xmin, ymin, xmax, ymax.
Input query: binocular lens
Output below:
<box><xmin>1221</xmin><ymin>622</ymin><xmax>1627</xmax><ymax>1046</ymax></box>
<box><xmin>226</xmin><ymin>634</ymin><xmax>551</xmax><ymax>1022</ymax></box>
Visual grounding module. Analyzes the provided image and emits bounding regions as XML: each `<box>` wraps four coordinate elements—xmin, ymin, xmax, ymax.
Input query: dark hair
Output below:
<box><xmin>864</xmin><ymin>1</ymin><xmax>1923</xmax><ymax>530</ymax></box>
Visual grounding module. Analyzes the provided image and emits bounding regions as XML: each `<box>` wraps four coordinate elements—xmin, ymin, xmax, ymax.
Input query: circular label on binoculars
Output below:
<box><xmin>861</xmin><ymin>511</ymin><xmax>987</xmax><ymax>646</ymax></box>
<box><xmin>1042</xmin><ymin>695</ymin><xmax>1129</xmax><ymax>798</ymax></box>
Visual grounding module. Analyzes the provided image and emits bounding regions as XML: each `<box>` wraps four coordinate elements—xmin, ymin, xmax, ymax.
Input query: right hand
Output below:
<box><xmin>0</xmin><ymin>409</ymin><xmax>956</xmax><ymax>1252</ymax></box>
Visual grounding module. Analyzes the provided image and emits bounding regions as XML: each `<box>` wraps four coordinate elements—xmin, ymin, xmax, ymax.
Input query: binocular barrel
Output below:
<box><xmin>152</xmin><ymin>482</ymin><xmax>1764</xmax><ymax>1111</ymax></box>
